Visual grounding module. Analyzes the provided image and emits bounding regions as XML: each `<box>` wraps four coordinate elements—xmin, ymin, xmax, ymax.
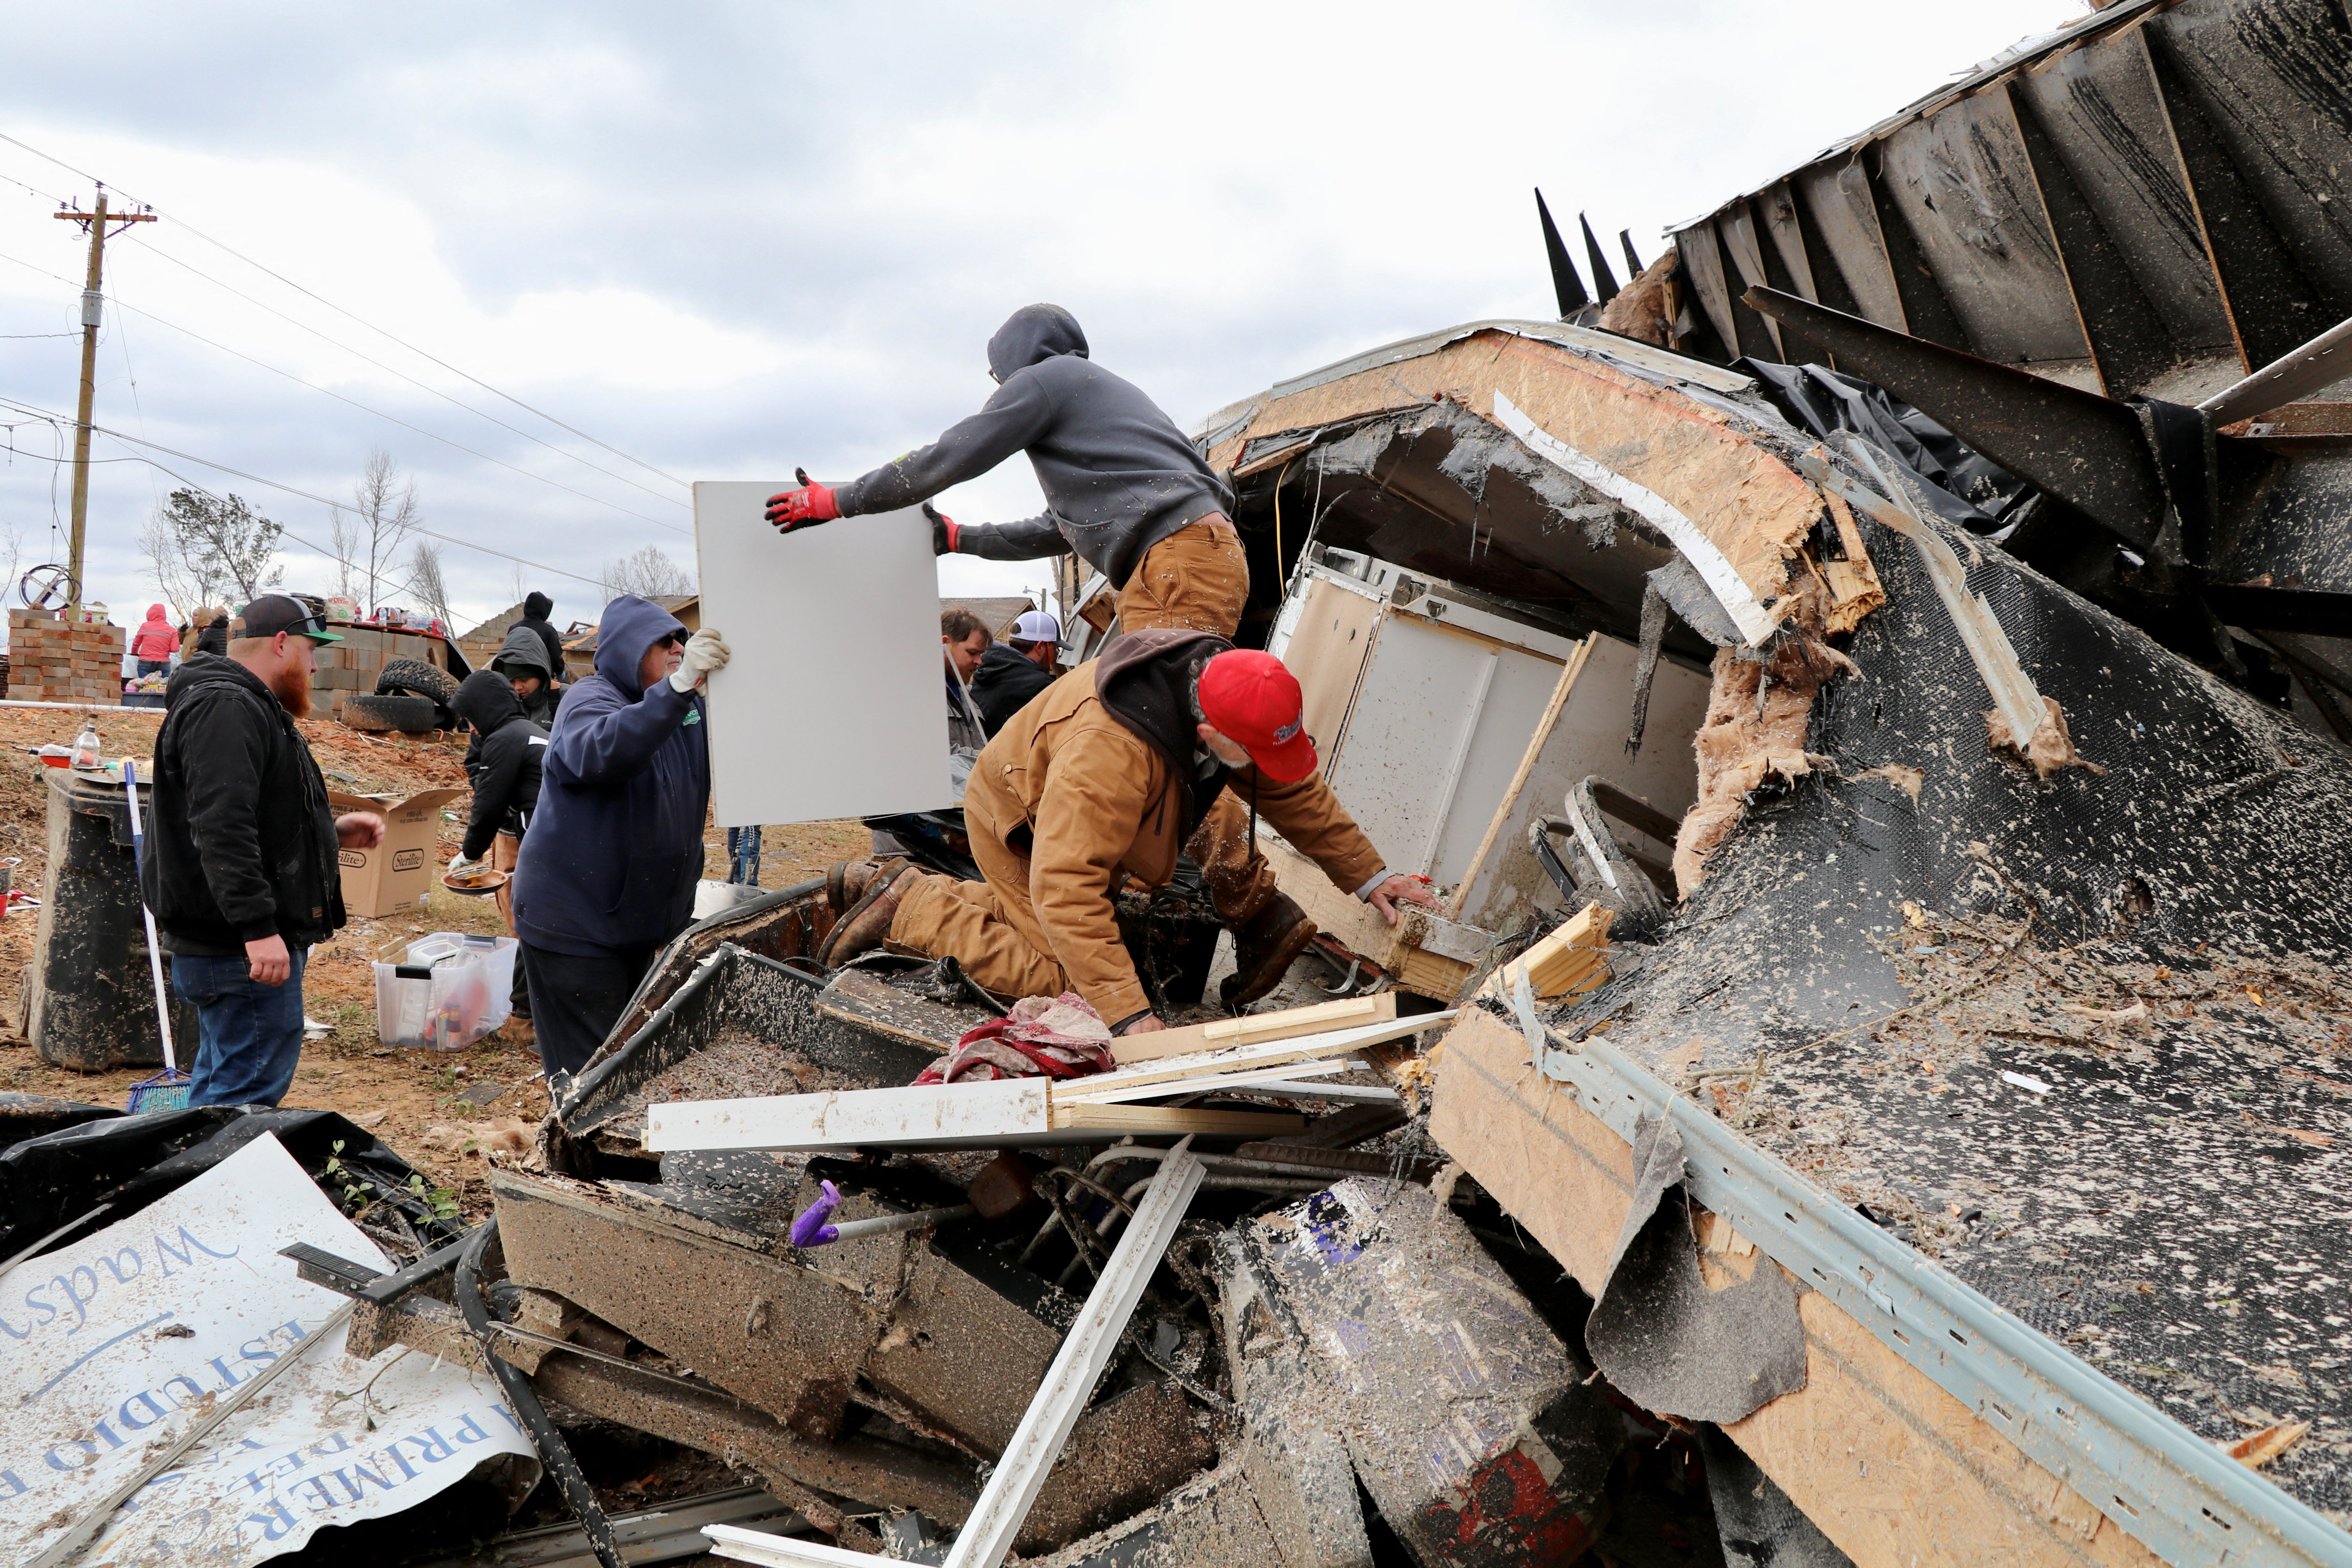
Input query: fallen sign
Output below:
<box><xmin>0</xmin><ymin>1131</ymin><xmax>537</xmax><ymax>1567</ymax></box>
<box><xmin>700</xmin><ymin>1147</ymin><xmax>1208</xmax><ymax>1568</ymax></box>
<box><xmin>646</xmin><ymin>1011</ymin><xmax>1453</xmax><ymax>1154</ymax></box>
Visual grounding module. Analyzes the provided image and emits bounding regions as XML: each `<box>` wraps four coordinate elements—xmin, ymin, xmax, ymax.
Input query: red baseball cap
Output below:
<box><xmin>1198</xmin><ymin>650</ymin><xmax>1318</xmax><ymax>782</ymax></box>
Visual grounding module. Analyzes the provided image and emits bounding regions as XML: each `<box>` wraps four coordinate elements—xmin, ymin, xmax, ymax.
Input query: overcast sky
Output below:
<box><xmin>0</xmin><ymin>0</ymin><xmax>2078</xmax><ymax>639</ymax></box>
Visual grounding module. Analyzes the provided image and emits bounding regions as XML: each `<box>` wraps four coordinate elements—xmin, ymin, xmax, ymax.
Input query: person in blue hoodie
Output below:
<box><xmin>509</xmin><ymin>595</ymin><xmax>731</xmax><ymax>1077</ymax></box>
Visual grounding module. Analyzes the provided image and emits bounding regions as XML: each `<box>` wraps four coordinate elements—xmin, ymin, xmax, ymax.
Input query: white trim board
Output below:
<box><xmin>644</xmin><ymin>1075</ymin><xmax>1305</xmax><ymax>1154</ymax></box>
<box><xmin>1489</xmin><ymin>391</ymin><xmax>1779</xmax><ymax>647</ymax></box>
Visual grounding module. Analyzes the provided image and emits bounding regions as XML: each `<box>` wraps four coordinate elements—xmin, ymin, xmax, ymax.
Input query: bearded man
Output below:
<box><xmin>142</xmin><ymin>595</ymin><xmax>384</xmax><ymax>1106</ymax></box>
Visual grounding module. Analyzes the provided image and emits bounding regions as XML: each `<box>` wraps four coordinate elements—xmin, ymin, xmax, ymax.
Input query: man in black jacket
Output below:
<box><xmin>971</xmin><ymin>608</ymin><xmax>1059</xmax><ymax>736</ymax></box>
<box><xmin>143</xmin><ymin>596</ymin><xmax>385</xmax><ymax>1107</ymax></box>
<box><xmin>450</xmin><ymin>669</ymin><xmax>546</xmax><ymax>1033</ymax></box>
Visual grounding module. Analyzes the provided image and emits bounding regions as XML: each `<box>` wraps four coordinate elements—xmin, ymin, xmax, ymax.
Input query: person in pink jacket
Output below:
<box><xmin>132</xmin><ymin>604</ymin><xmax>179</xmax><ymax>675</ymax></box>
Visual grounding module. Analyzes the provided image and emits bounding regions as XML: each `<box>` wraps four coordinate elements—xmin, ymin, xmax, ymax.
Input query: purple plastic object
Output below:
<box><xmin>790</xmin><ymin>1180</ymin><xmax>842</xmax><ymax>1248</ymax></box>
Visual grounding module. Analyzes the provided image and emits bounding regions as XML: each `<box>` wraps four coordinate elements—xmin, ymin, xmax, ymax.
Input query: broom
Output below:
<box><xmin>122</xmin><ymin>761</ymin><xmax>192</xmax><ymax>1113</ymax></box>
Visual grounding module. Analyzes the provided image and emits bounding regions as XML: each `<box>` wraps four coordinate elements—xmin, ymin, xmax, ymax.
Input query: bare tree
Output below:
<box><xmin>146</xmin><ymin>489</ymin><xmax>282</xmax><ymax>608</ymax></box>
<box><xmin>407</xmin><ymin>540</ymin><xmax>454</xmax><ymax>628</ymax></box>
<box><xmin>602</xmin><ymin>544</ymin><xmax>694</xmax><ymax>601</ymax></box>
<box><xmin>343</xmin><ymin>450</ymin><xmax>419</xmax><ymax>613</ymax></box>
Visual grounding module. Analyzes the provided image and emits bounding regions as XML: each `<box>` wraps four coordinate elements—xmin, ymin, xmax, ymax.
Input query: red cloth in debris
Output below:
<box><xmin>913</xmin><ymin>992</ymin><xmax>1117</xmax><ymax>1084</ymax></box>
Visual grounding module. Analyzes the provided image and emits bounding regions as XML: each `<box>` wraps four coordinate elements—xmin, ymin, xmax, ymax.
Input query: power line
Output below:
<box><xmin>0</xmin><ymin>243</ymin><xmax>690</xmax><ymax>535</ymax></box>
<box><xmin>0</xmin><ymin>129</ymin><xmax>687</xmax><ymax>489</ymax></box>
<box><xmin>0</xmin><ymin>394</ymin><xmax>608</xmax><ymax>588</ymax></box>
<box><xmin>126</xmin><ymin>237</ymin><xmax>690</xmax><ymax>512</ymax></box>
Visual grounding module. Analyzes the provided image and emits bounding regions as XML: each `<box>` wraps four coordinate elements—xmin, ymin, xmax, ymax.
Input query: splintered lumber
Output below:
<box><xmin>705</xmin><ymin>1151</ymin><xmax>1209</xmax><ymax>1568</ymax></box>
<box><xmin>1479</xmin><ymin>901</ymin><xmax>1611</xmax><ymax>1002</ymax></box>
<box><xmin>1110</xmin><ymin>991</ymin><xmax>1397</xmax><ymax>1063</ymax></box>
<box><xmin>646</xmin><ymin>1076</ymin><xmax>1304</xmax><ymax>1154</ymax></box>
<box><xmin>1091</xmin><ymin>1011</ymin><xmax>1448</xmax><ymax>1093</ymax></box>
<box><xmin>1255</xmin><ymin>834</ymin><xmax>1483</xmax><ymax>999</ymax></box>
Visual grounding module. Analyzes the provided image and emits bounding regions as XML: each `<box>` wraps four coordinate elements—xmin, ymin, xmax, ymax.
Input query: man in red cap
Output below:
<box><xmin>817</xmin><ymin>630</ymin><xmax>1436</xmax><ymax>1033</ymax></box>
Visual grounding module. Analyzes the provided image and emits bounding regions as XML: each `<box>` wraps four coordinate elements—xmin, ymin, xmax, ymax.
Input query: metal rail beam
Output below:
<box><xmin>1520</xmin><ymin>1029</ymin><xmax>2352</xmax><ymax>1568</ymax></box>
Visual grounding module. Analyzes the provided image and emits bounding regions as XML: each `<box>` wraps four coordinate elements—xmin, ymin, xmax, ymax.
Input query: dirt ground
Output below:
<box><xmin>0</xmin><ymin>702</ymin><xmax>871</xmax><ymax>1218</ymax></box>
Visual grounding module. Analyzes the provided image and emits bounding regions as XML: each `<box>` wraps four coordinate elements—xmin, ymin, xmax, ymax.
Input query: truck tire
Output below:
<box><xmin>376</xmin><ymin>656</ymin><xmax>458</xmax><ymax>707</ymax></box>
<box><xmin>344</xmin><ymin>693</ymin><xmax>441</xmax><ymax>733</ymax></box>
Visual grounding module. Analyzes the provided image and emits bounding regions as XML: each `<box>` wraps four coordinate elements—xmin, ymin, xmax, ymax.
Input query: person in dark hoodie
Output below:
<box><xmin>143</xmin><ymin>596</ymin><xmax>386</xmax><ymax>1106</ymax></box>
<box><xmin>818</xmin><ymin>632</ymin><xmax>1437</xmax><ymax>1029</ymax></box>
<box><xmin>450</xmin><ymin>669</ymin><xmax>548</xmax><ymax>1033</ymax></box>
<box><xmin>509</xmin><ymin>595</ymin><xmax>731</xmax><ymax>1077</ymax></box>
<box><xmin>489</xmin><ymin>621</ymin><xmax>563</xmax><ymax>729</ymax></box>
<box><xmin>765</xmin><ymin>306</ymin><xmax>1319</xmax><ymax>1000</ymax></box>
<box><xmin>971</xmin><ymin>608</ymin><xmax>1059</xmax><ymax>737</ymax></box>
<box><xmin>514</xmin><ymin>591</ymin><xmax>568</xmax><ymax>688</ymax></box>
<box><xmin>765</xmin><ymin>304</ymin><xmax>1243</xmax><ymax>636</ymax></box>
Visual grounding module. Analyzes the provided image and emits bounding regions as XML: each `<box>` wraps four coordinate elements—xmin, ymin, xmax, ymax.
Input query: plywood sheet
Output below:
<box><xmin>693</xmin><ymin>483</ymin><xmax>950</xmax><ymax>827</ymax></box>
<box><xmin>1455</xmin><ymin>633</ymin><xmax>1708</xmax><ymax>932</ymax></box>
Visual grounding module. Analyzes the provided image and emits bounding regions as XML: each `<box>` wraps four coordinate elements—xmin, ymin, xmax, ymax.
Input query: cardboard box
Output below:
<box><xmin>328</xmin><ymin>787</ymin><xmax>464</xmax><ymax>917</ymax></box>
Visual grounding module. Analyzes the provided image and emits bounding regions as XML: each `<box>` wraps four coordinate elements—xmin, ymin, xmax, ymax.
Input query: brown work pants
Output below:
<box><xmin>1116</xmin><ymin>516</ymin><xmax>1278</xmax><ymax>926</ymax></box>
<box><xmin>887</xmin><ymin>772</ymin><xmax>1267</xmax><ymax>1016</ymax></box>
<box><xmin>886</xmin><ymin>517</ymin><xmax>1281</xmax><ymax>1011</ymax></box>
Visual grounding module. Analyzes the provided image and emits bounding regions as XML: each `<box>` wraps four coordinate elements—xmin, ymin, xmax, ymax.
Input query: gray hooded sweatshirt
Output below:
<box><xmin>831</xmin><ymin>305</ymin><xmax>1234</xmax><ymax>588</ymax></box>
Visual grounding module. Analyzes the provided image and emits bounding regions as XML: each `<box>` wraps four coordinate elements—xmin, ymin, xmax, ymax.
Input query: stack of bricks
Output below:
<box><xmin>9</xmin><ymin>609</ymin><xmax>124</xmax><ymax>705</ymax></box>
<box><xmin>311</xmin><ymin>622</ymin><xmax>447</xmax><ymax>720</ymax></box>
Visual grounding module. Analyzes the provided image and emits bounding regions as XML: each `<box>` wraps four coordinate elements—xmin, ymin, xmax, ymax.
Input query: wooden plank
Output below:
<box><xmin>1110</xmin><ymin>993</ymin><xmax>1396</xmax><ymax>1065</ymax></box>
<box><xmin>648</xmin><ymin>1074</ymin><xmax>1303</xmax><ymax>1152</ymax></box>
<box><xmin>1048</xmin><ymin>1104</ymin><xmax>1304</xmax><ymax>1138</ymax></box>
<box><xmin>1477</xmin><ymin>902</ymin><xmax>1610</xmax><ymax>1004</ymax></box>
<box><xmin>1258</xmin><ymin>833</ymin><xmax>1476</xmax><ymax>1000</ymax></box>
<box><xmin>1083</xmin><ymin>1009</ymin><xmax>1446</xmax><ymax>1093</ymax></box>
<box><xmin>1428</xmin><ymin>1011</ymin><xmax>2161</xmax><ymax>1568</ymax></box>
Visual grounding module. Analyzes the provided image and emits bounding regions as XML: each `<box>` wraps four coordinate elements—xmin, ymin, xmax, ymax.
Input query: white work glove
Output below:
<box><xmin>449</xmin><ymin>853</ymin><xmax>481</xmax><ymax>874</ymax></box>
<box><xmin>670</xmin><ymin>627</ymin><xmax>731</xmax><ymax>693</ymax></box>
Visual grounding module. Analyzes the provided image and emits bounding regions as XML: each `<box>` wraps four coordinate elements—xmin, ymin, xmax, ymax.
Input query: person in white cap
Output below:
<box><xmin>971</xmin><ymin>605</ymin><xmax>1062</xmax><ymax>737</ymax></box>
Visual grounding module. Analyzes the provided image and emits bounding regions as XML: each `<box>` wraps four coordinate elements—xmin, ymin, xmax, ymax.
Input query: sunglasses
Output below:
<box><xmin>656</xmin><ymin>632</ymin><xmax>686</xmax><ymax>650</ymax></box>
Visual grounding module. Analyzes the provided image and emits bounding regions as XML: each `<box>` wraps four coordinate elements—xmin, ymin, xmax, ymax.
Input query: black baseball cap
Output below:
<box><xmin>232</xmin><ymin>595</ymin><xmax>343</xmax><ymax>644</ymax></box>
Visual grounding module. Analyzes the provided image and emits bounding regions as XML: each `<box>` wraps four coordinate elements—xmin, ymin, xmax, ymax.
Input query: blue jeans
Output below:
<box><xmin>172</xmin><ymin>946</ymin><xmax>309</xmax><ymax>1107</ymax></box>
<box><xmin>136</xmin><ymin>659</ymin><xmax>170</xmax><ymax>677</ymax></box>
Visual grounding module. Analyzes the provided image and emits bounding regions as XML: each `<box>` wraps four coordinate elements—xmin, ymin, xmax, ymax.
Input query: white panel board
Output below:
<box><xmin>693</xmin><ymin>483</ymin><xmax>950</xmax><ymax>828</ymax></box>
<box><xmin>1323</xmin><ymin>614</ymin><xmax>1566</xmax><ymax>885</ymax></box>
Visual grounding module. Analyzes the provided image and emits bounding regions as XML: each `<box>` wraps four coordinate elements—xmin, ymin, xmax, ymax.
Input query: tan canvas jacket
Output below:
<box><xmin>964</xmin><ymin>665</ymin><xmax>1386</xmax><ymax>1024</ymax></box>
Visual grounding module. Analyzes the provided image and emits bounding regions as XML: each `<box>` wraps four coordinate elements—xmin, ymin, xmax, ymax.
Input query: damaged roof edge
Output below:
<box><xmin>1190</xmin><ymin>318</ymin><xmax>1759</xmax><ymax>446</ymax></box>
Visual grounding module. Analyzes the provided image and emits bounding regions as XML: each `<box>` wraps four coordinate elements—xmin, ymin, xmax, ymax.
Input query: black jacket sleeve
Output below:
<box><xmin>176</xmin><ymin>691</ymin><xmax>286</xmax><ymax>941</ymax></box>
<box><xmin>532</xmin><ymin>622</ymin><xmax>567</xmax><ymax>682</ymax></box>
<box><xmin>462</xmin><ymin>726</ymin><xmax>532</xmax><ymax>860</ymax></box>
<box><xmin>834</xmin><ymin>371</ymin><xmax>1060</xmax><ymax>517</ymax></box>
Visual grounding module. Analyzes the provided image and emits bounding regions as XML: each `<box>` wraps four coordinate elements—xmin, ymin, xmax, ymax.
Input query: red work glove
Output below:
<box><xmin>924</xmin><ymin>502</ymin><xmax>960</xmax><ymax>555</ymax></box>
<box><xmin>765</xmin><ymin>472</ymin><xmax>839</xmax><ymax>533</ymax></box>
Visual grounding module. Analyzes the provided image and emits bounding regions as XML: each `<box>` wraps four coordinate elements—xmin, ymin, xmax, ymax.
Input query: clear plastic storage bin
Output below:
<box><xmin>373</xmin><ymin>932</ymin><xmax>517</xmax><ymax>1051</ymax></box>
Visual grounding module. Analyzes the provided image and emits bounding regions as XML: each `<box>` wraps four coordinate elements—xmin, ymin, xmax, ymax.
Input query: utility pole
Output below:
<box><xmin>53</xmin><ymin>187</ymin><xmax>156</xmax><ymax>610</ymax></box>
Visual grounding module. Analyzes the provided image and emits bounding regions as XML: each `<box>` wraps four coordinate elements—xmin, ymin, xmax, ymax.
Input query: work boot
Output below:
<box><xmin>827</xmin><ymin>858</ymin><xmax>883</xmax><ymax>915</ymax></box>
<box><xmin>817</xmin><ymin>861</ymin><xmax>919</xmax><ymax>969</ymax></box>
<box><xmin>1220</xmin><ymin>891</ymin><xmax>1318</xmax><ymax>1008</ymax></box>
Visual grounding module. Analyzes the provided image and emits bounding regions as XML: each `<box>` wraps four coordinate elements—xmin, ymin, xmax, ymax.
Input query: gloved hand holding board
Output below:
<box><xmin>692</xmin><ymin>482</ymin><xmax>951</xmax><ymax>827</ymax></box>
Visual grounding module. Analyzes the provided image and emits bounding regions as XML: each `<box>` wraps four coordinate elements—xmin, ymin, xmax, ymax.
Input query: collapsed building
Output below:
<box><xmin>4</xmin><ymin>1</ymin><xmax>2348</xmax><ymax>1565</ymax></box>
